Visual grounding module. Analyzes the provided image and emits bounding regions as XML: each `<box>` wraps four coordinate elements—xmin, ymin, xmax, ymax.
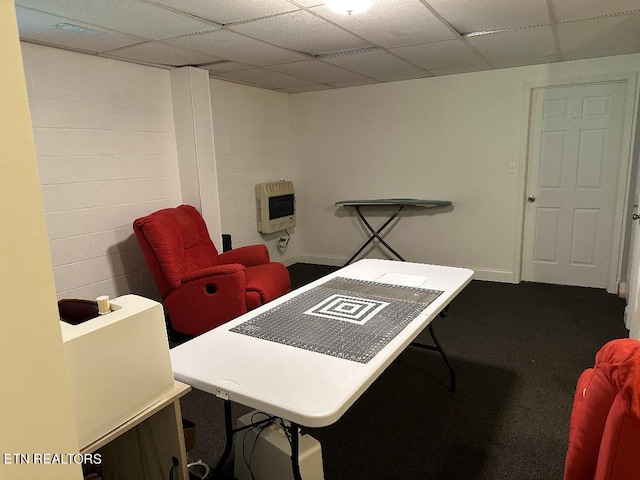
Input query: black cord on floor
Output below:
<box><xmin>169</xmin><ymin>456</ymin><xmax>179</xmax><ymax>480</ymax></box>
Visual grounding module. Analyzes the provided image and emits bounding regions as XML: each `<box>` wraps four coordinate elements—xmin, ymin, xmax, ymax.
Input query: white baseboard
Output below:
<box><xmin>470</xmin><ymin>268</ymin><xmax>516</xmax><ymax>283</ymax></box>
<box><xmin>294</xmin><ymin>254</ymin><xmax>346</xmax><ymax>267</ymax></box>
<box><xmin>619</xmin><ymin>281</ymin><xmax>628</xmax><ymax>298</ymax></box>
<box><xmin>291</xmin><ymin>255</ymin><xmax>517</xmax><ymax>284</ymax></box>
<box><xmin>278</xmin><ymin>254</ymin><xmax>301</xmax><ymax>267</ymax></box>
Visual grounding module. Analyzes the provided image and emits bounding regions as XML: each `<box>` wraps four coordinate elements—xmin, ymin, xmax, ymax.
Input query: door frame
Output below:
<box><xmin>513</xmin><ymin>72</ymin><xmax>639</xmax><ymax>294</ymax></box>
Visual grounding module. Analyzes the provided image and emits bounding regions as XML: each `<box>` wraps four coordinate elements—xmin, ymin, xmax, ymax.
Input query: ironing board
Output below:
<box><xmin>335</xmin><ymin>198</ymin><xmax>452</xmax><ymax>265</ymax></box>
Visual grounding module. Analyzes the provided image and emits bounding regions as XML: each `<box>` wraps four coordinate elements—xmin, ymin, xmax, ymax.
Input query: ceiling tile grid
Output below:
<box><xmin>13</xmin><ymin>0</ymin><xmax>640</xmax><ymax>93</ymax></box>
<box><xmin>309</xmin><ymin>0</ymin><xmax>457</xmax><ymax>48</ymax></box>
<box><xmin>228</xmin><ymin>9</ymin><xmax>371</xmax><ymax>54</ymax></box>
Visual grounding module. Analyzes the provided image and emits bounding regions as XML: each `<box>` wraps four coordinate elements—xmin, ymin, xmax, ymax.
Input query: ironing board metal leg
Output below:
<box><xmin>344</xmin><ymin>206</ymin><xmax>405</xmax><ymax>265</ymax></box>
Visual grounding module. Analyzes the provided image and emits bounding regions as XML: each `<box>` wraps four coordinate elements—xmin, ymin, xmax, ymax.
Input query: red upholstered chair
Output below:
<box><xmin>133</xmin><ymin>205</ymin><xmax>291</xmax><ymax>336</ymax></box>
<box><xmin>564</xmin><ymin>338</ymin><xmax>640</xmax><ymax>480</ymax></box>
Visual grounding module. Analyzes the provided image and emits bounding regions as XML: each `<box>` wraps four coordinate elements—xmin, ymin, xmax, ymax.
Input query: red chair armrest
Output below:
<box><xmin>181</xmin><ymin>264</ymin><xmax>245</xmax><ymax>284</ymax></box>
<box><xmin>218</xmin><ymin>244</ymin><xmax>270</xmax><ymax>267</ymax></box>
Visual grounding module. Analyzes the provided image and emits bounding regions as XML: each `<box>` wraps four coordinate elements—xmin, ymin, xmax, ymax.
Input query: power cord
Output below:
<box><xmin>241</xmin><ymin>412</ymin><xmax>277</xmax><ymax>480</ymax></box>
<box><xmin>278</xmin><ymin>229</ymin><xmax>291</xmax><ymax>251</ymax></box>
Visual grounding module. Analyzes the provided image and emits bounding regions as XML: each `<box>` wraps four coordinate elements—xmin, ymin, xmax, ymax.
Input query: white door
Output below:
<box><xmin>522</xmin><ymin>82</ymin><xmax>627</xmax><ymax>288</ymax></box>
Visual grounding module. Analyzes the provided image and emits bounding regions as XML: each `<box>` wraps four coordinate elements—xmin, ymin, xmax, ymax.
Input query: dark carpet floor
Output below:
<box><xmin>178</xmin><ymin>263</ymin><xmax>628</xmax><ymax>480</ymax></box>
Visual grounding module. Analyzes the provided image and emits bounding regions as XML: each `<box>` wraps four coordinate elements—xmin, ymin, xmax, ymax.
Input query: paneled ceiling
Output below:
<box><xmin>14</xmin><ymin>0</ymin><xmax>640</xmax><ymax>93</ymax></box>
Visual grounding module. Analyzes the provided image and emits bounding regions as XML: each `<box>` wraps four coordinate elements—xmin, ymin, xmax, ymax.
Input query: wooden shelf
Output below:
<box><xmin>81</xmin><ymin>380</ymin><xmax>191</xmax><ymax>480</ymax></box>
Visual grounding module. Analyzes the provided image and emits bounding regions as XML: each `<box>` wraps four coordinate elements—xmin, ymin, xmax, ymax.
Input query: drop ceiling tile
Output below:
<box><xmin>13</xmin><ymin>0</ymin><xmax>640</xmax><ymax>93</ymax></box>
<box><xmin>375</xmin><ymin>72</ymin><xmax>434</xmax><ymax>82</ymax></box>
<box><xmin>229</xmin><ymin>10</ymin><xmax>370</xmax><ymax>54</ymax></box>
<box><xmin>103</xmin><ymin>42</ymin><xmax>224</xmax><ymax>66</ymax></box>
<box><xmin>563</xmin><ymin>45</ymin><xmax>640</xmax><ymax>61</ymax></box>
<box><xmin>466</xmin><ymin>26</ymin><xmax>557</xmax><ymax>63</ymax></box>
<box><xmin>391</xmin><ymin>39</ymin><xmax>489</xmax><ymax>71</ymax></box>
<box><xmin>557</xmin><ymin>13</ymin><xmax>640</xmax><ymax>56</ymax></box>
<box><xmin>266</xmin><ymin>60</ymin><xmax>369</xmax><ymax>83</ymax></box>
<box><xmin>323</xmin><ymin>50</ymin><xmax>425</xmax><ymax>77</ymax></box>
<box><xmin>200</xmin><ymin>61</ymin><xmax>255</xmax><ymax>73</ymax></box>
<box><xmin>163</xmin><ymin>29</ymin><xmax>308</xmax><ymax>66</ymax></box>
<box><xmin>429</xmin><ymin>64</ymin><xmax>493</xmax><ymax>76</ymax></box>
<box><xmin>286</xmin><ymin>84</ymin><xmax>336</xmax><ymax>93</ymax></box>
<box><xmin>329</xmin><ymin>78</ymin><xmax>378</xmax><ymax>88</ymax></box>
<box><xmin>427</xmin><ymin>0</ymin><xmax>550</xmax><ymax>33</ymax></box>
<box><xmin>152</xmin><ymin>0</ymin><xmax>299</xmax><ymax>25</ymax></box>
<box><xmin>15</xmin><ymin>0</ymin><xmax>216</xmax><ymax>40</ymax></box>
<box><xmin>15</xmin><ymin>7</ymin><xmax>147</xmax><ymax>53</ymax></box>
<box><xmin>551</xmin><ymin>0</ymin><xmax>640</xmax><ymax>22</ymax></box>
<box><xmin>492</xmin><ymin>55</ymin><xmax>559</xmax><ymax>69</ymax></box>
<box><xmin>212</xmin><ymin>68</ymin><xmax>317</xmax><ymax>90</ymax></box>
<box><xmin>311</xmin><ymin>0</ymin><xmax>456</xmax><ymax>47</ymax></box>
<box><xmin>287</xmin><ymin>0</ymin><xmax>322</xmax><ymax>7</ymax></box>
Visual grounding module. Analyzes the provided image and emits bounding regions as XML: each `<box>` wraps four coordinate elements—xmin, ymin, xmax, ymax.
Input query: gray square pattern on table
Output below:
<box><xmin>230</xmin><ymin>277</ymin><xmax>443</xmax><ymax>363</ymax></box>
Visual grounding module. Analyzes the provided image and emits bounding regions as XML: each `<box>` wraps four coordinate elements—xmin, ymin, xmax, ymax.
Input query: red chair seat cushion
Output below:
<box><xmin>245</xmin><ymin>262</ymin><xmax>291</xmax><ymax>310</ymax></box>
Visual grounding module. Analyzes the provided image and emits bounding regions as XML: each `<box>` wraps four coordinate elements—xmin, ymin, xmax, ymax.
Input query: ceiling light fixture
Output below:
<box><xmin>311</xmin><ymin>45</ymin><xmax>380</xmax><ymax>58</ymax></box>
<box><xmin>325</xmin><ymin>0</ymin><xmax>376</xmax><ymax>15</ymax></box>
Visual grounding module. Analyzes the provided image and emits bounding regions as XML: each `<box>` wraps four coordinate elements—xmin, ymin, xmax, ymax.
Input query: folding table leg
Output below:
<box><xmin>211</xmin><ymin>399</ymin><xmax>234</xmax><ymax>479</ymax></box>
<box><xmin>410</xmin><ymin>308</ymin><xmax>456</xmax><ymax>392</ymax></box>
<box><xmin>427</xmin><ymin>323</ymin><xmax>456</xmax><ymax>392</ymax></box>
<box><xmin>290</xmin><ymin>422</ymin><xmax>303</xmax><ymax>480</ymax></box>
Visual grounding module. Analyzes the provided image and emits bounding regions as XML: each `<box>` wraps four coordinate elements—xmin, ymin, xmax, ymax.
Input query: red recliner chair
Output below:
<box><xmin>133</xmin><ymin>205</ymin><xmax>291</xmax><ymax>336</ymax></box>
<box><xmin>564</xmin><ymin>338</ymin><xmax>640</xmax><ymax>480</ymax></box>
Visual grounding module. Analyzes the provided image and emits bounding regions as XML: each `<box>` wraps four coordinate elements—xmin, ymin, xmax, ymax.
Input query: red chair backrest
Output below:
<box><xmin>133</xmin><ymin>205</ymin><xmax>220</xmax><ymax>297</ymax></box>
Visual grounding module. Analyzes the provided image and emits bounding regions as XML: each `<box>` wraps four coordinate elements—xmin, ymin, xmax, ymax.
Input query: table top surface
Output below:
<box><xmin>170</xmin><ymin>259</ymin><xmax>473</xmax><ymax>427</ymax></box>
<box><xmin>336</xmin><ymin>198</ymin><xmax>452</xmax><ymax>207</ymax></box>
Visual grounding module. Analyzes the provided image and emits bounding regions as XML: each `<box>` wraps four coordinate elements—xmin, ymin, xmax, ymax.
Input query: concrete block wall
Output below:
<box><xmin>210</xmin><ymin>79</ymin><xmax>297</xmax><ymax>264</ymax></box>
<box><xmin>22</xmin><ymin>43</ymin><xmax>181</xmax><ymax>301</ymax></box>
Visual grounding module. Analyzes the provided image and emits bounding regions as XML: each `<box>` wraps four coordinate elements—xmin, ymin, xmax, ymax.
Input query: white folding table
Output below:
<box><xmin>170</xmin><ymin>259</ymin><xmax>473</xmax><ymax>479</ymax></box>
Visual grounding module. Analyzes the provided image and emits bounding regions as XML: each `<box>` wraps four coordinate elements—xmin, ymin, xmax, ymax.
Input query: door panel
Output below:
<box><xmin>522</xmin><ymin>82</ymin><xmax>626</xmax><ymax>288</ymax></box>
<box><xmin>539</xmin><ymin>131</ymin><xmax>565</xmax><ymax>187</ymax></box>
<box><xmin>533</xmin><ymin>208</ymin><xmax>560</xmax><ymax>263</ymax></box>
<box><xmin>576</xmin><ymin>129</ymin><xmax>606</xmax><ymax>188</ymax></box>
<box><xmin>570</xmin><ymin>209</ymin><xmax>598</xmax><ymax>265</ymax></box>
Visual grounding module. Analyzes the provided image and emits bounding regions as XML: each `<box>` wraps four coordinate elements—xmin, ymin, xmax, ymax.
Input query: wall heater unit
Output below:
<box><xmin>256</xmin><ymin>181</ymin><xmax>296</xmax><ymax>234</ymax></box>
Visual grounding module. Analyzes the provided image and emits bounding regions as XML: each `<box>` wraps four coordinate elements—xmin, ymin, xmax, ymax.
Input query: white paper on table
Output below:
<box><xmin>374</xmin><ymin>272</ymin><xmax>429</xmax><ymax>288</ymax></box>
